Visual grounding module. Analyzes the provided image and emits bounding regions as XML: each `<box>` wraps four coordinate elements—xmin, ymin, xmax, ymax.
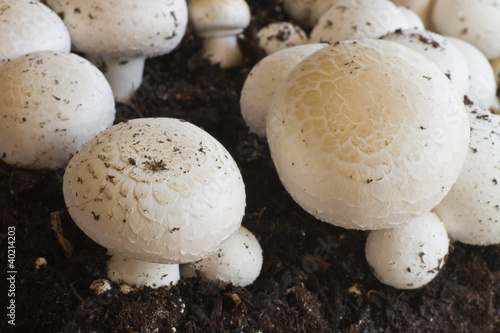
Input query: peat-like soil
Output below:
<box><xmin>1</xmin><ymin>1</ymin><xmax>499</xmax><ymax>332</ymax></box>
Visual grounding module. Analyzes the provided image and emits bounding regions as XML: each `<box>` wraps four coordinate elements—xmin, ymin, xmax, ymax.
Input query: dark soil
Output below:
<box><xmin>1</xmin><ymin>1</ymin><xmax>500</xmax><ymax>332</ymax></box>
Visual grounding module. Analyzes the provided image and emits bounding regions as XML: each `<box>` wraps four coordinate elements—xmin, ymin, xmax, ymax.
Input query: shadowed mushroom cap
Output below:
<box><xmin>63</xmin><ymin>118</ymin><xmax>246</xmax><ymax>264</ymax></box>
<box><xmin>45</xmin><ymin>0</ymin><xmax>188</xmax><ymax>58</ymax></box>
<box><xmin>266</xmin><ymin>39</ymin><xmax>470</xmax><ymax>230</ymax></box>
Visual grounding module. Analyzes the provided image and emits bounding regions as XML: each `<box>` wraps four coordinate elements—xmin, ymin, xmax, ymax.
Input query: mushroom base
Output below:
<box><xmin>107</xmin><ymin>251</ymin><xmax>180</xmax><ymax>289</ymax></box>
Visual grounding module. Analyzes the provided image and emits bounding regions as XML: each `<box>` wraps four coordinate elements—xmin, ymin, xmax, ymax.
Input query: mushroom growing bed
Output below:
<box><xmin>1</xmin><ymin>0</ymin><xmax>500</xmax><ymax>332</ymax></box>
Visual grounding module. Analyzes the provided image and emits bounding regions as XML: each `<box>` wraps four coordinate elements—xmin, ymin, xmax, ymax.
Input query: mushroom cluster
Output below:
<box><xmin>238</xmin><ymin>0</ymin><xmax>500</xmax><ymax>290</ymax></box>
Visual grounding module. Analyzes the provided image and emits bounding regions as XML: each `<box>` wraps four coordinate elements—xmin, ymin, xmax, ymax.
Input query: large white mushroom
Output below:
<box><xmin>188</xmin><ymin>0</ymin><xmax>251</xmax><ymax>68</ymax></box>
<box><xmin>365</xmin><ymin>211</ymin><xmax>449</xmax><ymax>289</ymax></box>
<box><xmin>380</xmin><ymin>29</ymin><xmax>471</xmax><ymax>97</ymax></box>
<box><xmin>309</xmin><ymin>0</ymin><xmax>412</xmax><ymax>44</ymax></box>
<box><xmin>0</xmin><ymin>51</ymin><xmax>115</xmax><ymax>169</ymax></box>
<box><xmin>46</xmin><ymin>0</ymin><xmax>188</xmax><ymax>103</ymax></box>
<box><xmin>431</xmin><ymin>0</ymin><xmax>500</xmax><ymax>60</ymax></box>
<box><xmin>63</xmin><ymin>118</ymin><xmax>246</xmax><ymax>288</ymax></box>
<box><xmin>0</xmin><ymin>0</ymin><xmax>71</xmax><ymax>65</ymax></box>
<box><xmin>240</xmin><ymin>43</ymin><xmax>328</xmax><ymax>138</ymax></box>
<box><xmin>266</xmin><ymin>39</ymin><xmax>470</xmax><ymax>230</ymax></box>
<box><xmin>433</xmin><ymin>106</ymin><xmax>500</xmax><ymax>246</ymax></box>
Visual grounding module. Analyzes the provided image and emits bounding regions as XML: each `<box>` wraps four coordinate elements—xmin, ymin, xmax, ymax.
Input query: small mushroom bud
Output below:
<box><xmin>257</xmin><ymin>22</ymin><xmax>308</xmax><ymax>55</ymax></box>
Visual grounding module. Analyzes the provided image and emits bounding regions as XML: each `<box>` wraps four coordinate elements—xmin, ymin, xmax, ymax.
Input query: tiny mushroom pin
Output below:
<box><xmin>62</xmin><ymin>118</ymin><xmax>246</xmax><ymax>288</ymax></box>
<box><xmin>0</xmin><ymin>51</ymin><xmax>115</xmax><ymax>169</ymax></box>
<box><xmin>431</xmin><ymin>0</ymin><xmax>500</xmax><ymax>60</ymax></box>
<box><xmin>190</xmin><ymin>226</ymin><xmax>263</xmax><ymax>288</ymax></box>
<box><xmin>266</xmin><ymin>39</ymin><xmax>470</xmax><ymax>230</ymax></box>
<box><xmin>188</xmin><ymin>0</ymin><xmax>251</xmax><ymax>68</ymax></box>
<box><xmin>45</xmin><ymin>0</ymin><xmax>188</xmax><ymax>103</ymax></box>
<box><xmin>240</xmin><ymin>43</ymin><xmax>328</xmax><ymax>137</ymax></box>
<box><xmin>433</xmin><ymin>106</ymin><xmax>500</xmax><ymax>246</ymax></box>
<box><xmin>365</xmin><ymin>211</ymin><xmax>449</xmax><ymax>289</ymax></box>
<box><xmin>0</xmin><ymin>0</ymin><xmax>71</xmax><ymax>65</ymax></box>
<box><xmin>256</xmin><ymin>22</ymin><xmax>309</xmax><ymax>55</ymax></box>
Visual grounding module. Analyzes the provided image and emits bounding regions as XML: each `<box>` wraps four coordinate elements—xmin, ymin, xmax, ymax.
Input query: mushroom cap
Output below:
<box><xmin>240</xmin><ymin>43</ymin><xmax>329</xmax><ymax>137</ymax></box>
<box><xmin>396</xmin><ymin>6</ymin><xmax>425</xmax><ymax>30</ymax></box>
<box><xmin>433</xmin><ymin>106</ymin><xmax>500</xmax><ymax>245</ymax></box>
<box><xmin>447</xmin><ymin>37</ymin><xmax>500</xmax><ymax>110</ymax></box>
<box><xmin>0</xmin><ymin>51</ymin><xmax>115</xmax><ymax>169</ymax></box>
<box><xmin>431</xmin><ymin>0</ymin><xmax>500</xmax><ymax>60</ymax></box>
<box><xmin>266</xmin><ymin>39</ymin><xmax>470</xmax><ymax>230</ymax></box>
<box><xmin>380</xmin><ymin>29</ymin><xmax>471</xmax><ymax>97</ymax></box>
<box><xmin>309</xmin><ymin>0</ymin><xmax>411</xmax><ymax>43</ymax></box>
<box><xmin>365</xmin><ymin>211</ymin><xmax>449</xmax><ymax>289</ymax></box>
<box><xmin>390</xmin><ymin>0</ymin><xmax>433</xmax><ymax>28</ymax></box>
<box><xmin>63</xmin><ymin>118</ymin><xmax>246</xmax><ymax>264</ymax></box>
<box><xmin>45</xmin><ymin>0</ymin><xmax>188</xmax><ymax>58</ymax></box>
<box><xmin>283</xmin><ymin>0</ymin><xmax>318</xmax><ymax>27</ymax></box>
<box><xmin>192</xmin><ymin>226</ymin><xmax>263</xmax><ymax>287</ymax></box>
<box><xmin>256</xmin><ymin>22</ymin><xmax>309</xmax><ymax>55</ymax></box>
<box><xmin>188</xmin><ymin>0</ymin><xmax>251</xmax><ymax>38</ymax></box>
<box><xmin>0</xmin><ymin>0</ymin><xmax>71</xmax><ymax>65</ymax></box>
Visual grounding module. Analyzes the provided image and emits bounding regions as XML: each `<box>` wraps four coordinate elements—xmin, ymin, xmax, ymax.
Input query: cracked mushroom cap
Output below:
<box><xmin>433</xmin><ymin>106</ymin><xmax>500</xmax><ymax>245</ymax></box>
<box><xmin>45</xmin><ymin>0</ymin><xmax>188</xmax><ymax>58</ymax></box>
<box><xmin>63</xmin><ymin>118</ymin><xmax>246</xmax><ymax>264</ymax></box>
<box><xmin>0</xmin><ymin>51</ymin><xmax>115</xmax><ymax>169</ymax></box>
<box><xmin>266</xmin><ymin>39</ymin><xmax>470</xmax><ymax>230</ymax></box>
<box><xmin>0</xmin><ymin>0</ymin><xmax>71</xmax><ymax>65</ymax></box>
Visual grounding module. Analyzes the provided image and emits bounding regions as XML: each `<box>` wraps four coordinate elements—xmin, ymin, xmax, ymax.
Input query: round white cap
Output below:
<box><xmin>434</xmin><ymin>106</ymin><xmax>500</xmax><ymax>245</ymax></box>
<box><xmin>45</xmin><ymin>0</ymin><xmax>188</xmax><ymax>58</ymax></box>
<box><xmin>0</xmin><ymin>51</ymin><xmax>115</xmax><ymax>169</ymax></box>
<box><xmin>63</xmin><ymin>118</ymin><xmax>246</xmax><ymax>264</ymax></box>
<box><xmin>257</xmin><ymin>22</ymin><xmax>308</xmax><ymax>55</ymax></box>
<box><xmin>266</xmin><ymin>39</ymin><xmax>470</xmax><ymax>230</ymax></box>
<box><xmin>365</xmin><ymin>211</ymin><xmax>449</xmax><ymax>289</ymax></box>
<box><xmin>0</xmin><ymin>0</ymin><xmax>71</xmax><ymax>65</ymax></box>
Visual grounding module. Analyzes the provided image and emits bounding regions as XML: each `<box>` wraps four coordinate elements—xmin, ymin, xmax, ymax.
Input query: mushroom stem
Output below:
<box><xmin>106</xmin><ymin>251</ymin><xmax>180</xmax><ymax>288</ymax></box>
<box><xmin>86</xmin><ymin>55</ymin><xmax>146</xmax><ymax>104</ymax></box>
<box><xmin>203</xmin><ymin>35</ymin><xmax>242</xmax><ymax>68</ymax></box>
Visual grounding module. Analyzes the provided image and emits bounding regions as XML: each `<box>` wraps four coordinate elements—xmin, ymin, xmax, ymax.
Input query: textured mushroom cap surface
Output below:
<box><xmin>240</xmin><ymin>43</ymin><xmax>328</xmax><ymax>137</ymax></box>
<box><xmin>309</xmin><ymin>0</ymin><xmax>411</xmax><ymax>43</ymax></box>
<box><xmin>380</xmin><ymin>29</ymin><xmax>471</xmax><ymax>97</ymax></box>
<box><xmin>188</xmin><ymin>0</ymin><xmax>251</xmax><ymax>37</ymax></box>
<box><xmin>45</xmin><ymin>0</ymin><xmax>188</xmax><ymax>58</ymax></box>
<box><xmin>0</xmin><ymin>0</ymin><xmax>71</xmax><ymax>65</ymax></box>
<box><xmin>433</xmin><ymin>106</ymin><xmax>500</xmax><ymax>245</ymax></box>
<box><xmin>0</xmin><ymin>51</ymin><xmax>115</xmax><ymax>169</ymax></box>
<box><xmin>365</xmin><ymin>212</ymin><xmax>449</xmax><ymax>289</ymax></box>
<box><xmin>63</xmin><ymin>118</ymin><xmax>246</xmax><ymax>264</ymax></box>
<box><xmin>192</xmin><ymin>226</ymin><xmax>263</xmax><ymax>287</ymax></box>
<box><xmin>266</xmin><ymin>39</ymin><xmax>470</xmax><ymax>230</ymax></box>
<box><xmin>431</xmin><ymin>0</ymin><xmax>500</xmax><ymax>60</ymax></box>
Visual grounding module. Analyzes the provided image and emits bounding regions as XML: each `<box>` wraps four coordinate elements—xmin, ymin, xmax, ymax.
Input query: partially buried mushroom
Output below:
<box><xmin>45</xmin><ymin>0</ymin><xmax>188</xmax><ymax>103</ymax></box>
<box><xmin>266</xmin><ymin>39</ymin><xmax>470</xmax><ymax>230</ymax></box>
<box><xmin>63</xmin><ymin>118</ymin><xmax>246</xmax><ymax>288</ymax></box>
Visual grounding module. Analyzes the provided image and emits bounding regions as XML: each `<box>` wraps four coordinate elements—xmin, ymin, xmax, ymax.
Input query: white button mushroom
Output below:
<box><xmin>447</xmin><ymin>37</ymin><xmax>500</xmax><ymax>111</ymax></box>
<box><xmin>191</xmin><ymin>226</ymin><xmax>263</xmax><ymax>287</ymax></box>
<box><xmin>266</xmin><ymin>39</ymin><xmax>470</xmax><ymax>230</ymax></box>
<box><xmin>63</xmin><ymin>118</ymin><xmax>246</xmax><ymax>288</ymax></box>
<box><xmin>396</xmin><ymin>6</ymin><xmax>425</xmax><ymax>30</ymax></box>
<box><xmin>433</xmin><ymin>106</ymin><xmax>500</xmax><ymax>246</ymax></box>
<box><xmin>0</xmin><ymin>0</ymin><xmax>71</xmax><ymax>65</ymax></box>
<box><xmin>257</xmin><ymin>22</ymin><xmax>309</xmax><ymax>55</ymax></box>
<box><xmin>282</xmin><ymin>0</ymin><xmax>319</xmax><ymax>28</ymax></box>
<box><xmin>390</xmin><ymin>0</ymin><xmax>434</xmax><ymax>28</ymax></box>
<box><xmin>380</xmin><ymin>29</ymin><xmax>471</xmax><ymax>98</ymax></box>
<box><xmin>431</xmin><ymin>0</ymin><xmax>500</xmax><ymax>60</ymax></box>
<box><xmin>365</xmin><ymin>211</ymin><xmax>449</xmax><ymax>289</ymax></box>
<box><xmin>240</xmin><ymin>43</ymin><xmax>328</xmax><ymax>138</ymax></box>
<box><xmin>0</xmin><ymin>51</ymin><xmax>115</xmax><ymax>169</ymax></box>
<box><xmin>45</xmin><ymin>0</ymin><xmax>188</xmax><ymax>103</ymax></box>
<box><xmin>309</xmin><ymin>0</ymin><xmax>411</xmax><ymax>44</ymax></box>
<box><xmin>188</xmin><ymin>0</ymin><xmax>251</xmax><ymax>68</ymax></box>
